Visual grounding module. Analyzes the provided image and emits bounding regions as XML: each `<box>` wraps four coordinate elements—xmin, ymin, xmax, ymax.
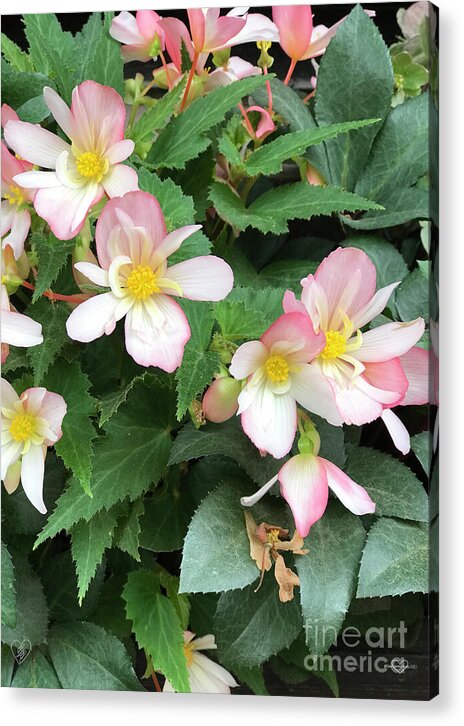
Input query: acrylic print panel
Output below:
<box><xmin>1</xmin><ymin>2</ymin><xmax>438</xmax><ymax>700</ymax></box>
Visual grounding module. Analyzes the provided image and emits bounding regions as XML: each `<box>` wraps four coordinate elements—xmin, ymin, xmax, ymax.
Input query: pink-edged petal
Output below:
<box><xmin>124</xmin><ymin>295</ymin><xmax>190</xmax><ymax>372</ymax></box>
<box><xmin>225</xmin><ymin>13</ymin><xmax>279</xmax><ymax>45</ymax></box>
<box><xmin>1</xmin><ymin>378</ymin><xmax>19</xmax><ymax>409</ymax></box>
<box><xmin>66</xmin><ymin>292</ymin><xmax>121</xmax><ymax>343</ymax></box>
<box><xmin>43</xmin><ymin>86</ymin><xmax>74</xmax><ymax>139</ymax></box>
<box><xmin>300</xmin><ymin>274</ymin><xmax>329</xmax><ymax>333</ymax></box>
<box><xmin>351</xmin><ymin>282</ymin><xmax>401</xmax><ymax>330</ymax></box>
<box><xmin>278</xmin><ymin>453</ymin><xmax>329</xmax><ymax>537</ymax></box>
<box><xmin>353</xmin><ymin>319</ymin><xmax>425</xmax><ymax>363</ymax></box>
<box><xmin>241</xmin><ymin>383</ymin><xmax>297</xmax><ymax>459</ymax></box>
<box><xmin>21</xmin><ymin>387</ymin><xmax>46</xmax><ymax>416</ymax></box>
<box><xmin>137</xmin><ymin>9</ymin><xmax>163</xmax><ymax>41</ymax></box>
<box><xmin>282</xmin><ymin>289</ymin><xmax>308</xmax><ymax>315</ymax></box>
<box><xmin>2</xmin><ymin>208</ymin><xmax>30</xmax><ymax>259</ymax></box>
<box><xmin>230</xmin><ymin>340</ymin><xmax>268</xmax><ymax>380</ymax></box>
<box><xmin>37</xmin><ymin>391</ymin><xmax>67</xmax><ymax>443</ymax></box>
<box><xmin>1</xmin><ymin>309</ymin><xmax>43</xmax><ymax>348</ymax></box>
<box><xmin>13</xmin><ymin>170</ymin><xmax>61</xmax><ymax>189</ymax></box>
<box><xmin>381</xmin><ymin>409</ymin><xmax>410</xmax><ymax>455</ymax></box>
<box><xmin>105</xmin><ymin>140</ymin><xmax>135</xmax><ymax>165</ymax></box>
<box><xmin>202</xmin><ymin>377</ymin><xmax>241</xmax><ymax>423</ymax></box>
<box><xmin>166</xmin><ymin>255</ymin><xmax>234</xmax><ymax>301</ymax></box>
<box><xmin>1</xmin><ymin>103</ymin><xmax>19</xmax><ymax>127</ymax></box>
<box><xmin>314</xmin><ymin>247</ymin><xmax>377</xmax><ymax>328</ymax></box>
<box><xmin>153</xmin><ymin>225</ymin><xmax>202</xmax><ymax>264</ymax></box>
<box><xmin>261</xmin><ymin>312</ymin><xmax>325</xmax><ymax>363</ymax></box>
<box><xmin>34</xmin><ymin>183</ymin><xmax>102</xmax><ymax>241</ymax></box>
<box><xmin>321</xmin><ymin>458</ymin><xmax>376</xmax><ymax>515</ymax></box>
<box><xmin>333</xmin><ymin>380</ymin><xmax>384</xmax><ymax>426</ymax></box>
<box><xmin>362</xmin><ymin>357</ymin><xmax>409</xmax><ymax>405</ymax></box>
<box><xmin>2</xmin><ymin>140</ymin><xmax>27</xmax><ymax>182</ymax></box>
<box><xmin>110</xmin><ymin>11</ymin><xmax>143</xmax><ymax>45</ymax></box>
<box><xmin>102</xmin><ymin>164</ymin><xmax>138</xmax><ymax>198</ymax></box>
<box><xmin>0</xmin><ymin>201</ymin><xmax>14</xmax><ymax>236</ymax></box>
<box><xmin>160</xmin><ymin>17</ymin><xmax>194</xmax><ymax>73</ymax></box>
<box><xmin>73</xmin><ymin>262</ymin><xmax>109</xmax><ymax>288</ymax></box>
<box><xmin>4</xmin><ymin>120</ymin><xmax>70</xmax><ymax>168</ymax></box>
<box><xmin>272</xmin><ymin>6</ymin><xmax>313</xmax><ymax>60</ymax></box>
<box><xmin>20</xmin><ymin>444</ymin><xmax>46</xmax><ymax>514</ymax></box>
<box><xmin>399</xmin><ymin>346</ymin><xmax>430</xmax><ymax>406</ymax></box>
<box><xmin>247</xmin><ymin>105</ymin><xmax>275</xmax><ymax>139</ymax></box>
<box><xmin>96</xmin><ymin>190</ymin><xmax>166</xmax><ymax>268</ymax></box>
<box><xmin>291</xmin><ymin>364</ymin><xmax>344</xmax><ymax>426</ymax></box>
<box><xmin>70</xmin><ymin>81</ymin><xmax>126</xmax><ymax>152</ymax></box>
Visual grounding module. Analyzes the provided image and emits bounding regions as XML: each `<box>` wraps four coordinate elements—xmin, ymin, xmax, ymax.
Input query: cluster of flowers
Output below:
<box><xmin>203</xmin><ymin>247</ymin><xmax>428</xmax><ymax>537</ymax></box>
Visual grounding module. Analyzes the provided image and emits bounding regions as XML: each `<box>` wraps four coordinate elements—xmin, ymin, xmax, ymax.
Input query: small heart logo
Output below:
<box><xmin>390</xmin><ymin>657</ymin><xmax>409</xmax><ymax>674</ymax></box>
<box><xmin>11</xmin><ymin>639</ymin><xmax>32</xmax><ymax>665</ymax></box>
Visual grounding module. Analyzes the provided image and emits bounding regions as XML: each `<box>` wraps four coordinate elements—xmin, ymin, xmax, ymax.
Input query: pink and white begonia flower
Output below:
<box><xmin>163</xmin><ymin>632</ymin><xmax>238</xmax><ymax>693</ymax></box>
<box><xmin>1</xmin><ymin>379</ymin><xmax>66</xmax><ymax>514</ymax></box>
<box><xmin>4</xmin><ymin>81</ymin><xmax>138</xmax><ymax>241</ymax></box>
<box><xmin>66</xmin><ymin>190</ymin><xmax>233</xmax><ymax>372</ymax></box>
<box><xmin>1</xmin><ymin>141</ymin><xmax>35</xmax><ymax>259</ymax></box>
<box><xmin>205</xmin><ymin>56</ymin><xmax>261</xmax><ymax>92</ymax></box>
<box><xmin>110</xmin><ymin>10</ymin><xmax>165</xmax><ymax>62</ymax></box>
<box><xmin>283</xmin><ymin>247</ymin><xmax>425</xmax><ymax>430</ymax></box>
<box><xmin>229</xmin><ymin>312</ymin><xmax>343</xmax><ymax>459</ymax></box>
<box><xmin>241</xmin><ymin>424</ymin><xmax>375</xmax><ymax>537</ymax></box>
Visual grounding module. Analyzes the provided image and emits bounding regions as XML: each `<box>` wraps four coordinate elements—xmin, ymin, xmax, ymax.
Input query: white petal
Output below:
<box><xmin>20</xmin><ymin>444</ymin><xmax>46</xmax><ymax>514</ymax></box>
<box><xmin>351</xmin><ymin>282</ymin><xmax>400</xmax><ymax>330</ymax></box>
<box><xmin>4</xmin><ymin>120</ymin><xmax>70</xmax><ymax>168</ymax></box>
<box><xmin>381</xmin><ymin>409</ymin><xmax>411</xmax><ymax>455</ymax></box>
<box><xmin>353</xmin><ymin>319</ymin><xmax>425</xmax><ymax>363</ymax></box>
<box><xmin>230</xmin><ymin>340</ymin><xmax>268</xmax><ymax>380</ymax></box>
<box><xmin>102</xmin><ymin>164</ymin><xmax>139</xmax><ymax>198</ymax></box>
<box><xmin>73</xmin><ymin>262</ymin><xmax>109</xmax><ymax>287</ymax></box>
<box><xmin>166</xmin><ymin>255</ymin><xmax>234</xmax><ymax>301</ymax></box>
<box><xmin>65</xmin><ymin>292</ymin><xmax>121</xmax><ymax>343</ymax></box>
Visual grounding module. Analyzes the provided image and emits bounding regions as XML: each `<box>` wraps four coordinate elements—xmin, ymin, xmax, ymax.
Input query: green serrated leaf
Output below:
<box><xmin>296</xmin><ymin>502</ymin><xmax>366</xmax><ymax>655</ymax></box>
<box><xmin>345</xmin><ymin>445</ymin><xmax>428</xmax><ymax>521</ymax></box>
<box><xmin>71</xmin><ymin>508</ymin><xmax>120</xmax><ymax>603</ymax></box>
<box><xmin>113</xmin><ymin>499</ymin><xmax>145</xmax><ymax>561</ymax></box>
<box><xmin>210</xmin><ymin>180</ymin><xmax>382</xmax><ymax>235</ymax></box>
<box><xmin>411</xmin><ymin>431</ymin><xmax>432</xmax><ymax>475</ymax></box>
<box><xmin>175</xmin><ymin>348</ymin><xmax>220</xmax><ymax>420</ymax></box>
<box><xmin>1</xmin><ymin>542</ymin><xmax>16</xmax><ymax>628</ymax></box>
<box><xmin>137</xmin><ymin>167</ymin><xmax>195</xmax><ymax>231</ymax></box>
<box><xmin>26</xmin><ymin>299</ymin><xmax>69</xmax><ymax>385</ymax></box>
<box><xmin>82</xmin><ymin>13</ymin><xmax>124</xmax><ymax>95</ymax></box>
<box><xmin>23</xmin><ymin>14</ymin><xmax>77</xmax><ymax>102</ymax></box>
<box><xmin>123</xmin><ymin>570</ymin><xmax>190</xmax><ymax>692</ymax></box>
<box><xmin>357</xmin><ymin>518</ymin><xmax>430</xmax><ymax>598</ymax></box>
<box><xmin>342</xmin><ymin>235</ymin><xmax>408</xmax><ymax>290</ymax></box>
<box><xmin>11</xmin><ymin>650</ymin><xmax>61</xmax><ymax>689</ymax></box>
<box><xmin>148</xmin><ymin>74</ymin><xmax>269</xmax><ymax>169</ymax></box>
<box><xmin>129</xmin><ymin>81</ymin><xmax>186</xmax><ymax>143</ymax></box>
<box><xmin>215</xmin><ymin>575</ymin><xmax>302</xmax><ymax>668</ymax></box>
<box><xmin>48</xmin><ymin>621</ymin><xmax>143</xmax><ymax>690</ymax></box>
<box><xmin>1</xmin><ymin>33</ymin><xmax>34</xmax><ymax>72</ymax></box>
<box><xmin>139</xmin><ymin>485</ymin><xmax>195</xmax><ymax>553</ymax></box>
<box><xmin>34</xmin><ymin>379</ymin><xmax>175</xmax><ymax>546</ymax></box>
<box><xmin>31</xmin><ymin>233</ymin><xmax>75</xmax><ymax>303</ymax></box>
<box><xmin>43</xmin><ymin>359</ymin><xmax>97</xmax><ymax>494</ymax></box>
<box><xmin>2</xmin><ymin>553</ymin><xmax>48</xmax><ymax>647</ymax></box>
<box><xmin>395</xmin><ymin>265</ymin><xmax>429</xmax><ymax>321</ymax></box>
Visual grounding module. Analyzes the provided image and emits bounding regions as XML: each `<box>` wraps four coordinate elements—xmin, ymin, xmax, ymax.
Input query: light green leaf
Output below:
<box><xmin>71</xmin><ymin>508</ymin><xmax>120</xmax><ymax>603</ymax></box>
<box><xmin>26</xmin><ymin>300</ymin><xmax>69</xmax><ymax>385</ymax></box>
<box><xmin>345</xmin><ymin>445</ymin><xmax>428</xmax><ymax>521</ymax></box>
<box><xmin>357</xmin><ymin>518</ymin><xmax>430</xmax><ymax>597</ymax></box>
<box><xmin>210</xmin><ymin>180</ymin><xmax>382</xmax><ymax>235</ymax></box>
<box><xmin>31</xmin><ymin>233</ymin><xmax>75</xmax><ymax>303</ymax></box>
<box><xmin>1</xmin><ymin>33</ymin><xmax>34</xmax><ymax>72</ymax></box>
<box><xmin>34</xmin><ymin>379</ymin><xmax>175</xmax><ymax>546</ymax></box>
<box><xmin>129</xmin><ymin>81</ymin><xmax>186</xmax><ymax>143</ymax></box>
<box><xmin>214</xmin><ymin>286</ymin><xmax>285</xmax><ymax>341</ymax></box>
<box><xmin>44</xmin><ymin>360</ymin><xmax>97</xmax><ymax>494</ymax></box>
<box><xmin>315</xmin><ymin>5</ymin><xmax>393</xmax><ymax>190</ymax></box>
<box><xmin>82</xmin><ymin>13</ymin><xmax>124</xmax><ymax>95</ymax></box>
<box><xmin>215</xmin><ymin>576</ymin><xmax>302</xmax><ymax>668</ymax></box>
<box><xmin>23</xmin><ymin>14</ymin><xmax>77</xmax><ymax>102</ymax></box>
<box><xmin>296</xmin><ymin>502</ymin><xmax>366</xmax><ymax>655</ymax></box>
<box><xmin>137</xmin><ymin>167</ymin><xmax>195</xmax><ymax>231</ymax></box>
<box><xmin>175</xmin><ymin>348</ymin><xmax>220</xmax><ymax>420</ymax></box>
<box><xmin>123</xmin><ymin>570</ymin><xmax>190</xmax><ymax>692</ymax></box>
<box><xmin>245</xmin><ymin>119</ymin><xmax>380</xmax><ymax>176</ymax></box>
<box><xmin>48</xmin><ymin>621</ymin><xmax>143</xmax><ymax>690</ymax></box>
<box><xmin>11</xmin><ymin>650</ymin><xmax>61</xmax><ymax>689</ymax></box>
<box><xmin>2</xmin><ymin>554</ymin><xmax>48</xmax><ymax>647</ymax></box>
<box><xmin>16</xmin><ymin>94</ymin><xmax>50</xmax><ymax>123</ymax></box>
<box><xmin>1</xmin><ymin>543</ymin><xmax>16</xmax><ymax>628</ymax></box>
<box><xmin>148</xmin><ymin>74</ymin><xmax>269</xmax><ymax>169</ymax></box>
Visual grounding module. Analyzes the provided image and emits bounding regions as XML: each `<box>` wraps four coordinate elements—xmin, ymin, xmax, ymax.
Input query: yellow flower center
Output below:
<box><xmin>320</xmin><ymin>330</ymin><xmax>347</xmax><ymax>361</ymax></box>
<box><xmin>10</xmin><ymin>413</ymin><xmax>37</xmax><ymax>442</ymax></box>
<box><xmin>126</xmin><ymin>265</ymin><xmax>159</xmax><ymax>300</ymax></box>
<box><xmin>4</xmin><ymin>184</ymin><xmax>25</xmax><ymax>206</ymax></box>
<box><xmin>183</xmin><ymin>642</ymin><xmax>194</xmax><ymax>668</ymax></box>
<box><xmin>266</xmin><ymin>528</ymin><xmax>281</xmax><ymax>544</ymax></box>
<box><xmin>75</xmin><ymin>151</ymin><xmax>108</xmax><ymax>181</ymax></box>
<box><xmin>265</xmin><ymin>355</ymin><xmax>289</xmax><ymax>383</ymax></box>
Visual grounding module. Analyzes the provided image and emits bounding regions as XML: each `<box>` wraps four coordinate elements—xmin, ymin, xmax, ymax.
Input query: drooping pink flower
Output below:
<box><xmin>229</xmin><ymin>312</ymin><xmax>343</xmax><ymax>459</ymax></box>
<box><xmin>241</xmin><ymin>427</ymin><xmax>375</xmax><ymax>537</ymax></box>
<box><xmin>245</xmin><ymin>105</ymin><xmax>276</xmax><ymax>140</ymax></box>
<box><xmin>283</xmin><ymin>248</ymin><xmax>425</xmax><ymax>431</ymax></box>
<box><xmin>110</xmin><ymin>10</ymin><xmax>165</xmax><ymax>62</ymax></box>
<box><xmin>1</xmin><ymin>379</ymin><xmax>66</xmax><ymax>513</ymax></box>
<box><xmin>4</xmin><ymin>81</ymin><xmax>138</xmax><ymax>241</ymax></box>
<box><xmin>163</xmin><ymin>632</ymin><xmax>238</xmax><ymax>693</ymax></box>
<box><xmin>202</xmin><ymin>376</ymin><xmax>241</xmax><ymax>423</ymax></box>
<box><xmin>66</xmin><ymin>191</ymin><xmax>233</xmax><ymax>372</ymax></box>
<box><xmin>205</xmin><ymin>56</ymin><xmax>262</xmax><ymax>92</ymax></box>
<box><xmin>1</xmin><ymin>141</ymin><xmax>35</xmax><ymax>259</ymax></box>
<box><xmin>186</xmin><ymin>7</ymin><xmax>246</xmax><ymax>58</ymax></box>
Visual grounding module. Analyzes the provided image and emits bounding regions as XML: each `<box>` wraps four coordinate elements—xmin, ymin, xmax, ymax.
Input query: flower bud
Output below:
<box><xmin>202</xmin><ymin>377</ymin><xmax>241</xmax><ymax>423</ymax></box>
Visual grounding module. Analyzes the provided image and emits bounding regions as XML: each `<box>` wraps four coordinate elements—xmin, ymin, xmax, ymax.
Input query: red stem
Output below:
<box><xmin>159</xmin><ymin>48</ymin><xmax>172</xmax><ymax>92</ymax></box>
<box><xmin>263</xmin><ymin>67</ymin><xmax>273</xmax><ymax>115</ymax></box>
<box><xmin>284</xmin><ymin>58</ymin><xmax>297</xmax><ymax>86</ymax></box>
<box><xmin>303</xmin><ymin>89</ymin><xmax>316</xmax><ymax>104</ymax></box>
<box><xmin>151</xmin><ymin>671</ymin><xmax>162</xmax><ymax>693</ymax></box>
<box><xmin>238</xmin><ymin>103</ymin><xmax>256</xmax><ymax>140</ymax></box>
<box><xmin>180</xmin><ymin>51</ymin><xmax>199</xmax><ymax>111</ymax></box>
<box><xmin>21</xmin><ymin>280</ymin><xmax>88</xmax><ymax>304</ymax></box>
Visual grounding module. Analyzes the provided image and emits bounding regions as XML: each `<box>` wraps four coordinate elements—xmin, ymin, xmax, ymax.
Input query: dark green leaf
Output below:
<box><xmin>11</xmin><ymin>650</ymin><xmax>61</xmax><ymax>689</ymax></box>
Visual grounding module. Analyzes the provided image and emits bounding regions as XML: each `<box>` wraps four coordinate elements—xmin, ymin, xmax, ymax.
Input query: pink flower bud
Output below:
<box><xmin>202</xmin><ymin>377</ymin><xmax>241</xmax><ymax>423</ymax></box>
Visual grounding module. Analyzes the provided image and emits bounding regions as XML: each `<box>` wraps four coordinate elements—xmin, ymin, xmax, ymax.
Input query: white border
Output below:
<box><xmin>2</xmin><ymin>0</ymin><xmax>464</xmax><ymax>722</ymax></box>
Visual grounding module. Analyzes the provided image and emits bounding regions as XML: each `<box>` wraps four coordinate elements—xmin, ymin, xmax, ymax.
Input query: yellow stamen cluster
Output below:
<box><xmin>265</xmin><ymin>355</ymin><xmax>289</xmax><ymax>383</ymax></box>
<box><xmin>126</xmin><ymin>265</ymin><xmax>159</xmax><ymax>300</ymax></box>
<box><xmin>10</xmin><ymin>413</ymin><xmax>37</xmax><ymax>443</ymax></box>
<box><xmin>266</xmin><ymin>528</ymin><xmax>281</xmax><ymax>545</ymax></box>
<box><xmin>76</xmin><ymin>151</ymin><xmax>108</xmax><ymax>181</ymax></box>
<box><xmin>183</xmin><ymin>641</ymin><xmax>194</xmax><ymax>667</ymax></box>
<box><xmin>4</xmin><ymin>184</ymin><xmax>25</xmax><ymax>206</ymax></box>
<box><xmin>320</xmin><ymin>330</ymin><xmax>347</xmax><ymax>361</ymax></box>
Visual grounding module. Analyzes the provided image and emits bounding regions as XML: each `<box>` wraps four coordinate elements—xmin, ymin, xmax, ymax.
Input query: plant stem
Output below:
<box><xmin>21</xmin><ymin>280</ymin><xmax>88</xmax><ymax>304</ymax></box>
<box><xmin>263</xmin><ymin>67</ymin><xmax>273</xmax><ymax>114</ymax></box>
<box><xmin>151</xmin><ymin>671</ymin><xmax>162</xmax><ymax>693</ymax></box>
<box><xmin>284</xmin><ymin>58</ymin><xmax>297</xmax><ymax>86</ymax></box>
<box><xmin>158</xmin><ymin>49</ymin><xmax>172</xmax><ymax>91</ymax></box>
<box><xmin>180</xmin><ymin>51</ymin><xmax>199</xmax><ymax>111</ymax></box>
<box><xmin>238</xmin><ymin>103</ymin><xmax>256</xmax><ymax>140</ymax></box>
